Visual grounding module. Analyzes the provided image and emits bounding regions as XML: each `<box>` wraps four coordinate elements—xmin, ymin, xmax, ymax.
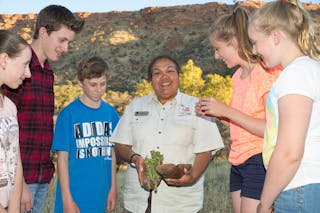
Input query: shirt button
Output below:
<box><xmin>161</xmin><ymin>118</ymin><xmax>164</xmax><ymax>121</ymax></box>
<box><xmin>158</xmin><ymin>131</ymin><xmax>162</xmax><ymax>134</ymax></box>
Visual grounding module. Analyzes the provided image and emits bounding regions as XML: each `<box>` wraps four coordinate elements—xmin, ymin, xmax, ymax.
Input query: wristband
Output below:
<box><xmin>129</xmin><ymin>153</ymin><xmax>141</xmax><ymax>164</ymax></box>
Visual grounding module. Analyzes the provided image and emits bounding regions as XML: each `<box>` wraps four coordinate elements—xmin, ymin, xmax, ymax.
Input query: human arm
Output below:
<box><xmin>114</xmin><ymin>143</ymin><xmax>144</xmax><ymax>185</ymax></box>
<box><xmin>47</xmin><ymin>176</ymin><xmax>55</xmax><ymax>190</ymax></box>
<box><xmin>57</xmin><ymin>151</ymin><xmax>79</xmax><ymax>213</ymax></box>
<box><xmin>19</xmin><ymin>178</ymin><xmax>32</xmax><ymax>213</ymax></box>
<box><xmin>106</xmin><ymin>149</ymin><xmax>117</xmax><ymax>212</ymax></box>
<box><xmin>258</xmin><ymin>94</ymin><xmax>312</xmax><ymax>213</ymax></box>
<box><xmin>197</xmin><ymin>96</ymin><xmax>267</xmax><ymax>137</ymax></box>
<box><xmin>195</xmin><ymin>101</ymin><xmax>230</xmax><ymax>126</ymax></box>
<box><xmin>0</xmin><ymin>206</ymin><xmax>7</xmax><ymax>213</ymax></box>
<box><xmin>165</xmin><ymin>151</ymin><xmax>212</xmax><ymax>186</ymax></box>
<box><xmin>7</xmin><ymin>148</ymin><xmax>23</xmax><ymax>213</ymax></box>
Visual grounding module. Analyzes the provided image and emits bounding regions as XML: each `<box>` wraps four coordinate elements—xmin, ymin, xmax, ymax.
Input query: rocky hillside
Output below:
<box><xmin>1</xmin><ymin>1</ymin><xmax>319</xmax><ymax>92</ymax></box>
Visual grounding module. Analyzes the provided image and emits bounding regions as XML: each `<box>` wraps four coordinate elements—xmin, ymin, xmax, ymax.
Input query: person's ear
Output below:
<box><xmin>38</xmin><ymin>27</ymin><xmax>48</xmax><ymax>38</ymax></box>
<box><xmin>0</xmin><ymin>52</ymin><xmax>8</xmax><ymax>70</ymax></box>
<box><xmin>271</xmin><ymin>29</ymin><xmax>281</xmax><ymax>46</ymax></box>
<box><xmin>230</xmin><ymin>37</ymin><xmax>239</xmax><ymax>50</ymax></box>
<box><xmin>77</xmin><ymin>79</ymin><xmax>83</xmax><ymax>88</ymax></box>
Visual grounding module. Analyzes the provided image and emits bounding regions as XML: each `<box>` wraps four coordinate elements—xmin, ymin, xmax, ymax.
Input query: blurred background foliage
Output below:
<box><xmin>55</xmin><ymin>59</ymin><xmax>232</xmax><ymax>114</ymax></box>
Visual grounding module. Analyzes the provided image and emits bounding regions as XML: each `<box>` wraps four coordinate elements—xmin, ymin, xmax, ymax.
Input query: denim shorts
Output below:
<box><xmin>229</xmin><ymin>153</ymin><xmax>266</xmax><ymax>200</ymax></box>
<box><xmin>274</xmin><ymin>183</ymin><xmax>320</xmax><ymax>213</ymax></box>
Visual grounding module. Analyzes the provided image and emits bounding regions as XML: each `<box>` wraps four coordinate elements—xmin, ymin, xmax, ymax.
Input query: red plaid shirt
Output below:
<box><xmin>3</xmin><ymin>48</ymin><xmax>55</xmax><ymax>184</ymax></box>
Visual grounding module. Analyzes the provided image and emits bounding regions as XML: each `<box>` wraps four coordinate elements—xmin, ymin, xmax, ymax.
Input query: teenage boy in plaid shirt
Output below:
<box><xmin>3</xmin><ymin>5</ymin><xmax>84</xmax><ymax>213</ymax></box>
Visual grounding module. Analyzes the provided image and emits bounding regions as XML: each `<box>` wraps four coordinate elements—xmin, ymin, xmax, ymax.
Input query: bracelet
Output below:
<box><xmin>129</xmin><ymin>153</ymin><xmax>141</xmax><ymax>164</ymax></box>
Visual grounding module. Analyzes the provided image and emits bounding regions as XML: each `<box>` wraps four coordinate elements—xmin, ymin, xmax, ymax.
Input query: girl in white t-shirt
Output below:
<box><xmin>248</xmin><ymin>0</ymin><xmax>320</xmax><ymax>212</ymax></box>
<box><xmin>0</xmin><ymin>30</ymin><xmax>31</xmax><ymax>212</ymax></box>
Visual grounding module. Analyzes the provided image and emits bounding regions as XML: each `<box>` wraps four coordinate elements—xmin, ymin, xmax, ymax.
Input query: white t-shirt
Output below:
<box><xmin>0</xmin><ymin>96</ymin><xmax>19</xmax><ymax>208</ymax></box>
<box><xmin>263</xmin><ymin>56</ymin><xmax>320</xmax><ymax>190</ymax></box>
<box><xmin>110</xmin><ymin>91</ymin><xmax>224</xmax><ymax>213</ymax></box>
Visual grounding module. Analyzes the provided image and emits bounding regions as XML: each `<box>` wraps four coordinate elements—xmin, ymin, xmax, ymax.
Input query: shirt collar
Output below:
<box><xmin>150</xmin><ymin>90</ymin><xmax>182</xmax><ymax>105</ymax></box>
<box><xmin>30</xmin><ymin>48</ymin><xmax>51</xmax><ymax>70</ymax></box>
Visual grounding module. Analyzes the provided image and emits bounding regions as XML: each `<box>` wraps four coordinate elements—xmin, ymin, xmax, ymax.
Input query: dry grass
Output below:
<box><xmin>43</xmin><ymin>160</ymin><xmax>232</xmax><ymax>213</ymax></box>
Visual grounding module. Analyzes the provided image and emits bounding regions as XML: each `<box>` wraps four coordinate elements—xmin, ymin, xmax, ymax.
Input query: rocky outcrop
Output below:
<box><xmin>1</xmin><ymin>1</ymin><xmax>319</xmax><ymax>92</ymax></box>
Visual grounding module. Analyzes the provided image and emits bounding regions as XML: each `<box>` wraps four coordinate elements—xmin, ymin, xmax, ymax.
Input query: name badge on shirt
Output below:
<box><xmin>135</xmin><ymin>111</ymin><xmax>149</xmax><ymax>116</ymax></box>
<box><xmin>178</xmin><ymin>105</ymin><xmax>192</xmax><ymax>116</ymax></box>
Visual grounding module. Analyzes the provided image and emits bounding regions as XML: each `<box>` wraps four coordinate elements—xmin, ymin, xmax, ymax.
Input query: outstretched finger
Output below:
<box><xmin>20</xmin><ymin>203</ymin><xmax>26</xmax><ymax>213</ymax></box>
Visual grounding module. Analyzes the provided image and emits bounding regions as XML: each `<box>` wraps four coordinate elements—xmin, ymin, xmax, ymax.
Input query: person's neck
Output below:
<box><xmin>79</xmin><ymin>96</ymin><xmax>101</xmax><ymax>109</ymax></box>
<box><xmin>240</xmin><ymin>61</ymin><xmax>256</xmax><ymax>79</ymax></box>
<box><xmin>30</xmin><ymin>41</ymin><xmax>47</xmax><ymax>68</ymax></box>
<box><xmin>279</xmin><ymin>38</ymin><xmax>305</xmax><ymax>68</ymax></box>
<box><xmin>281</xmin><ymin>49</ymin><xmax>304</xmax><ymax>68</ymax></box>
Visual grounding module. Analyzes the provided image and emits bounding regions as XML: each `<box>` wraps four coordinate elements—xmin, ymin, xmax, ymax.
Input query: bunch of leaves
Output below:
<box><xmin>133</xmin><ymin>79</ymin><xmax>153</xmax><ymax>97</ymax></box>
<box><xmin>54</xmin><ymin>82</ymin><xmax>132</xmax><ymax>115</ymax></box>
<box><xmin>201</xmin><ymin>74</ymin><xmax>232</xmax><ymax>104</ymax></box>
<box><xmin>180</xmin><ymin>59</ymin><xmax>205</xmax><ymax>97</ymax></box>
<box><xmin>143</xmin><ymin>150</ymin><xmax>163</xmax><ymax>192</ymax></box>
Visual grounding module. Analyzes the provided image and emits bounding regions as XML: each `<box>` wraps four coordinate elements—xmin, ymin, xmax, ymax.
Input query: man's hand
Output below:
<box><xmin>20</xmin><ymin>181</ymin><xmax>32</xmax><ymax>213</ymax></box>
<box><xmin>132</xmin><ymin>155</ymin><xmax>145</xmax><ymax>187</ymax></box>
<box><xmin>164</xmin><ymin>167</ymin><xmax>194</xmax><ymax>187</ymax></box>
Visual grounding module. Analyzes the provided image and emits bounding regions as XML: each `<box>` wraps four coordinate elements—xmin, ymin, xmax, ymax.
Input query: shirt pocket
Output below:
<box><xmin>166</xmin><ymin>115</ymin><xmax>194</xmax><ymax>145</ymax></box>
<box><xmin>162</xmin><ymin>115</ymin><xmax>195</xmax><ymax>163</ymax></box>
<box><xmin>130</xmin><ymin>114</ymin><xmax>152</xmax><ymax>145</ymax></box>
<box><xmin>173</xmin><ymin>114</ymin><xmax>194</xmax><ymax>127</ymax></box>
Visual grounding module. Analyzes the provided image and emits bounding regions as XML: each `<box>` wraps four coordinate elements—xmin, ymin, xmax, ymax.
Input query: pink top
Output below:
<box><xmin>0</xmin><ymin>96</ymin><xmax>19</xmax><ymax>208</ymax></box>
<box><xmin>228</xmin><ymin>64</ymin><xmax>280</xmax><ymax>166</ymax></box>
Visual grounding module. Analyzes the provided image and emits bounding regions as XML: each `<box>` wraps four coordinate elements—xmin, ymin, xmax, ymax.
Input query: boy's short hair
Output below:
<box><xmin>33</xmin><ymin>5</ymin><xmax>85</xmax><ymax>39</ymax></box>
<box><xmin>77</xmin><ymin>56</ymin><xmax>109</xmax><ymax>82</ymax></box>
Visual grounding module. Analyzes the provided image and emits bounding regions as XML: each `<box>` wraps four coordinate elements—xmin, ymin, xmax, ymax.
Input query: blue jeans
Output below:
<box><xmin>274</xmin><ymin>183</ymin><xmax>320</xmax><ymax>213</ymax></box>
<box><xmin>28</xmin><ymin>183</ymin><xmax>48</xmax><ymax>213</ymax></box>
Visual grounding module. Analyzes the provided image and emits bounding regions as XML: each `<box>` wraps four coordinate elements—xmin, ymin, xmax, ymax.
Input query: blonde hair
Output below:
<box><xmin>210</xmin><ymin>6</ymin><xmax>259</xmax><ymax>63</ymax></box>
<box><xmin>251</xmin><ymin>0</ymin><xmax>320</xmax><ymax>60</ymax></box>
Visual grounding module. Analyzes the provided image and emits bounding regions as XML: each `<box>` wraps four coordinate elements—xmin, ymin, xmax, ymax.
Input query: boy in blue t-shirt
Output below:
<box><xmin>51</xmin><ymin>56</ymin><xmax>119</xmax><ymax>213</ymax></box>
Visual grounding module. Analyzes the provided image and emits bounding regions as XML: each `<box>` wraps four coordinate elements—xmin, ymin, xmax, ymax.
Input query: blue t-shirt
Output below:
<box><xmin>52</xmin><ymin>98</ymin><xmax>119</xmax><ymax>213</ymax></box>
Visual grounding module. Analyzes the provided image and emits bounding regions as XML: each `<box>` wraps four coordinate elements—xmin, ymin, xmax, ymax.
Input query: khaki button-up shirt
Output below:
<box><xmin>111</xmin><ymin>91</ymin><xmax>224</xmax><ymax>213</ymax></box>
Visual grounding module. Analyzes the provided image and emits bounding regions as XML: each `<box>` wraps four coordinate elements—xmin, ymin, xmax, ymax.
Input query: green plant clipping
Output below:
<box><xmin>143</xmin><ymin>150</ymin><xmax>163</xmax><ymax>192</ymax></box>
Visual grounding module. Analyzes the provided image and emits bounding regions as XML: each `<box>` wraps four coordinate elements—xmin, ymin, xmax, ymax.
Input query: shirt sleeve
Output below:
<box><xmin>51</xmin><ymin>109</ymin><xmax>71</xmax><ymax>152</ymax></box>
<box><xmin>192</xmin><ymin>116</ymin><xmax>224</xmax><ymax>154</ymax></box>
<box><xmin>255</xmin><ymin>66</ymin><xmax>280</xmax><ymax>100</ymax></box>
<box><xmin>109</xmin><ymin>102</ymin><xmax>134</xmax><ymax>146</ymax></box>
<box><xmin>276</xmin><ymin>65</ymin><xmax>318</xmax><ymax>100</ymax></box>
<box><xmin>110</xmin><ymin>106</ymin><xmax>120</xmax><ymax>130</ymax></box>
<box><xmin>2</xmin><ymin>85</ymin><xmax>23</xmax><ymax>109</ymax></box>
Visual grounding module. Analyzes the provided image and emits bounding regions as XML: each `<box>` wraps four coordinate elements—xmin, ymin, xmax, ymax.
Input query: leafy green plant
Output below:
<box><xmin>143</xmin><ymin>150</ymin><xmax>164</xmax><ymax>192</ymax></box>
